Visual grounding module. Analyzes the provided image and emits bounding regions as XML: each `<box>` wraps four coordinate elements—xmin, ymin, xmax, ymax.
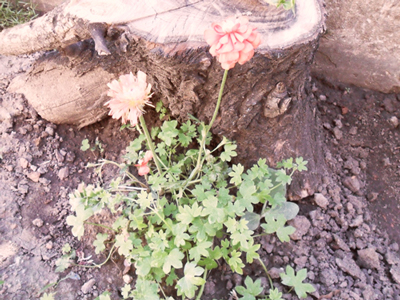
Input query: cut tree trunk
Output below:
<box><xmin>5</xmin><ymin>0</ymin><xmax>326</xmax><ymax>200</ymax></box>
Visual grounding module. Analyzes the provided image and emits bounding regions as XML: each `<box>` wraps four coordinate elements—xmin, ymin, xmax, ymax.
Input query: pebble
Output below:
<box><xmin>45</xmin><ymin>126</ymin><xmax>54</xmax><ymax>136</ymax></box>
<box><xmin>123</xmin><ymin>275</ymin><xmax>133</xmax><ymax>284</ymax></box>
<box><xmin>349</xmin><ymin>127</ymin><xmax>358</xmax><ymax>135</ymax></box>
<box><xmin>389</xmin><ymin>116</ymin><xmax>399</xmax><ymax>128</ymax></box>
<box><xmin>343</xmin><ymin>176</ymin><xmax>361</xmax><ymax>193</ymax></box>
<box><xmin>58</xmin><ymin>167</ymin><xmax>69</xmax><ymax>180</ymax></box>
<box><xmin>45</xmin><ymin>241</ymin><xmax>53</xmax><ymax>250</ymax></box>
<box><xmin>367</xmin><ymin>192</ymin><xmax>379</xmax><ymax>202</ymax></box>
<box><xmin>27</xmin><ymin>172</ymin><xmax>41</xmax><ymax>183</ymax></box>
<box><xmin>333</xmin><ymin>127</ymin><xmax>343</xmax><ymax>140</ymax></box>
<box><xmin>81</xmin><ymin>279</ymin><xmax>96</xmax><ymax>294</ymax></box>
<box><xmin>319</xmin><ymin>95</ymin><xmax>327</xmax><ymax>101</ymax></box>
<box><xmin>336</xmin><ymin>256</ymin><xmax>366</xmax><ymax>281</ymax></box>
<box><xmin>357</xmin><ymin>248</ymin><xmax>380</xmax><ymax>270</ymax></box>
<box><xmin>314</xmin><ymin>193</ymin><xmax>329</xmax><ymax>210</ymax></box>
<box><xmin>19</xmin><ymin>158</ymin><xmax>29</xmax><ymax>169</ymax></box>
<box><xmin>350</xmin><ymin>215</ymin><xmax>363</xmax><ymax>228</ymax></box>
<box><xmin>288</xmin><ymin>216</ymin><xmax>311</xmax><ymax>240</ymax></box>
<box><xmin>390</xmin><ymin>265</ymin><xmax>400</xmax><ymax>284</ymax></box>
<box><xmin>32</xmin><ymin>218</ymin><xmax>44</xmax><ymax>227</ymax></box>
<box><xmin>269</xmin><ymin>267</ymin><xmax>284</xmax><ymax>279</ymax></box>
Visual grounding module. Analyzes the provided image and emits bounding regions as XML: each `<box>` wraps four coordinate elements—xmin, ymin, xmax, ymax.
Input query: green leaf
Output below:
<box><xmin>115</xmin><ymin>233</ymin><xmax>133</xmax><ymax>256</ymax></box>
<box><xmin>237</xmin><ymin>180</ymin><xmax>259</xmax><ymax>212</ymax></box>
<box><xmin>268</xmin><ymin>288</ymin><xmax>284</xmax><ymax>300</ymax></box>
<box><xmin>295</xmin><ymin>157</ymin><xmax>308</xmax><ymax>172</ymax></box>
<box><xmin>261</xmin><ymin>214</ymin><xmax>295</xmax><ymax>242</ymax></box>
<box><xmin>189</xmin><ymin>241</ymin><xmax>212</xmax><ymax>262</ymax></box>
<box><xmin>163</xmin><ymin>248</ymin><xmax>184</xmax><ymax>273</ymax></box>
<box><xmin>135</xmin><ymin>257</ymin><xmax>152</xmax><ymax>277</ymax></box>
<box><xmin>158</xmin><ymin>120</ymin><xmax>179</xmax><ymax>146</ymax></box>
<box><xmin>242</xmin><ymin>239</ymin><xmax>260</xmax><ymax>264</ymax></box>
<box><xmin>242</xmin><ymin>212</ymin><xmax>261</xmax><ymax>231</ymax></box>
<box><xmin>40</xmin><ymin>292</ymin><xmax>56</xmax><ymax>300</ymax></box>
<box><xmin>228</xmin><ymin>250</ymin><xmax>244</xmax><ymax>274</ymax></box>
<box><xmin>166</xmin><ymin>269</ymin><xmax>178</xmax><ymax>286</ymax></box>
<box><xmin>263</xmin><ymin>202</ymin><xmax>299</xmax><ymax>221</ymax></box>
<box><xmin>96</xmin><ymin>291</ymin><xmax>111</xmax><ymax>300</ymax></box>
<box><xmin>176</xmin><ymin>263</ymin><xmax>205</xmax><ymax>299</ymax></box>
<box><xmin>276</xmin><ymin>169</ymin><xmax>292</xmax><ymax>185</ymax></box>
<box><xmin>280</xmin><ymin>266</ymin><xmax>315</xmax><ymax>298</ymax></box>
<box><xmin>235</xmin><ymin>277</ymin><xmax>263</xmax><ymax>299</ymax></box>
<box><xmin>220</xmin><ymin>143</ymin><xmax>237</xmax><ymax>162</ymax></box>
<box><xmin>121</xmin><ymin>284</ymin><xmax>131</xmax><ymax>299</ymax></box>
<box><xmin>176</xmin><ymin>203</ymin><xmax>202</xmax><ymax>225</ymax></box>
<box><xmin>80</xmin><ymin>139</ymin><xmax>90</xmax><ymax>151</ymax></box>
<box><xmin>229</xmin><ymin>164</ymin><xmax>244</xmax><ymax>185</ymax></box>
<box><xmin>62</xmin><ymin>243</ymin><xmax>71</xmax><ymax>254</ymax></box>
<box><xmin>93</xmin><ymin>233</ymin><xmax>108</xmax><ymax>254</ymax></box>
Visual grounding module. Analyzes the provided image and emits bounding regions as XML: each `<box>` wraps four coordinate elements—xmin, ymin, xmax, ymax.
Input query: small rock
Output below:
<box><xmin>18</xmin><ymin>184</ymin><xmax>29</xmax><ymax>194</ymax></box>
<box><xmin>288</xmin><ymin>216</ymin><xmax>311</xmax><ymax>240</ymax></box>
<box><xmin>123</xmin><ymin>275</ymin><xmax>133</xmax><ymax>284</ymax></box>
<box><xmin>333</xmin><ymin>127</ymin><xmax>343</xmax><ymax>140</ymax></box>
<box><xmin>332</xmin><ymin>234</ymin><xmax>351</xmax><ymax>252</ymax></box>
<box><xmin>389</xmin><ymin>116</ymin><xmax>399</xmax><ymax>128</ymax></box>
<box><xmin>32</xmin><ymin>218</ymin><xmax>44</xmax><ymax>227</ymax></box>
<box><xmin>314</xmin><ymin>193</ymin><xmax>329</xmax><ymax>210</ymax></box>
<box><xmin>27</xmin><ymin>172</ymin><xmax>41</xmax><ymax>183</ymax></box>
<box><xmin>386</xmin><ymin>251</ymin><xmax>400</xmax><ymax>265</ymax></box>
<box><xmin>319</xmin><ymin>269</ymin><xmax>338</xmax><ymax>286</ymax></box>
<box><xmin>390</xmin><ymin>265</ymin><xmax>400</xmax><ymax>284</ymax></box>
<box><xmin>45</xmin><ymin>126</ymin><xmax>54</xmax><ymax>136</ymax></box>
<box><xmin>357</xmin><ymin>248</ymin><xmax>380</xmax><ymax>270</ymax></box>
<box><xmin>349</xmin><ymin>127</ymin><xmax>358</xmax><ymax>135</ymax></box>
<box><xmin>55</xmin><ymin>150</ymin><xmax>64</xmax><ymax>163</ymax></box>
<box><xmin>66</xmin><ymin>151</ymin><xmax>76</xmax><ymax>163</ymax></box>
<box><xmin>319</xmin><ymin>94</ymin><xmax>327</xmax><ymax>101</ymax></box>
<box><xmin>382</xmin><ymin>157</ymin><xmax>391</xmax><ymax>167</ymax></box>
<box><xmin>350</xmin><ymin>215</ymin><xmax>363</xmax><ymax>228</ymax></box>
<box><xmin>336</xmin><ymin>256</ymin><xmax>366</xmax><ymax>281</ymax></box>
<box><xmin>58</xmin><ymin>167</ymin><xmax>69</xmax><ymax>180</ymax></box>
<box><xmin>362</xmin><ymin>285</ymin><xmax>376</xmax><ymax>300</ymax></box>
<box><xmin>46</xmin><ymin>241</ymin><xmax>53</xmax><ymax>250</ymax></box>
<box><xmin>19</xmin><ymin>158</ymin><xmax>29</xmax><ymax>169</ymax></box>
<box><xmin>343</xmin><ymin>176</ymin><xmax>361</xmax><ymax>193</ymax></box>
<box><xmin>81</xmin><ymin>279</ymin><xmax>96</xmax><ymax>294</ymax></box>
<box><xmin>334</xmin><ymin>119</ymin><xmax>343</xmax><ymax>129</ymax></box>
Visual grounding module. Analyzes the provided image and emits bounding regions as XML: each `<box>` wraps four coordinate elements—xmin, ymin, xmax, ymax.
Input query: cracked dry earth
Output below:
<box><xmin>1</xmin><ymin>54</ymin><xmax>400</xmax><ymax>300</ymax></box>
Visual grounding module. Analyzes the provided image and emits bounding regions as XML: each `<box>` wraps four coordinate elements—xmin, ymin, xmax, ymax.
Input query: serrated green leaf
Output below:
<box><xmin>176</xmin><ymin>263</ymin><xmax>205</xmax><ymax>299</ymax></box>
<box><xmin>40</xmin><ymin>292</ymin><xmax>56</xmax><ymax>300</ymax></box>
<box><xmin>280</xmin><ymin>266</ymin><xmax>315</xmax><ymax>298</ymax></box>
<box><xmin>221</xmin><ymin>143</ymin><xmax>237</xmax><ymax>162</ymax></box>
<box><xmin>80</xmin><ymin>139</ymin><xmax>90</xmax><ymax>151</ymax></box>
<box><xmin>229</xmin><ymin>164</ymin><xmax>244</xmax><ymax>185</ymax></box>
<box><xmin>121</xmin><ymin>284</ymin><xmax>131</xmax><ymax>299</ymax></box>
<box><xmin>93</xmin><ymin>233</ymin><xmax>108</xmax><ymax>254</ymax></box>
<box><xmin>163</xmin><ymin>248</ymin><xmax>184</xmax><ymax>273</ymax></box>
<box><xmin>242</xmin><ymin>212</ymin><xmax>261</xmax><ymax>230</ymax></box>
<box><xmin>158</xmin><ymin>120</ymin><xmax>179</xmax><ymax>146</ymax></box>
<box><xmin>189</xmin><ymin>241</ymin><xmax>212</xmax><ymax>262</ymax></box>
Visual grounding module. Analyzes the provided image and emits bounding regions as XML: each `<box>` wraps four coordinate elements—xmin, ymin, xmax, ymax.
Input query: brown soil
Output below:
<box><xmin>1</xmin><ymin>54</ymin><xmax>400</xmax><ymax>300</ymax></box>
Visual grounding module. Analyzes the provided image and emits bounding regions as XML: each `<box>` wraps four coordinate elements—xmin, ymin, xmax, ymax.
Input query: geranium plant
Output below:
<box><xmin>61</xmin><ymin>15</ymin><xmax>314</xmax><ymax>300</ymax></box>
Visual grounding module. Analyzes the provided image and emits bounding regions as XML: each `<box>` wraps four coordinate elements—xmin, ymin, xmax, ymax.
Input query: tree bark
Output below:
<box><xmin>6</xmin><ymin>0</ymin><xmax>326</xmax><ymax>200</ymax></box>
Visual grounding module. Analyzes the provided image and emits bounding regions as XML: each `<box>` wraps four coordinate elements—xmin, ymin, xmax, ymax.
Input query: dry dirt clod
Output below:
<box><xmin>58</xmin><ymin>167</ymin><xmax>69</xmax><ymax>180</ymax></box>
<box><xmin>342</xmin><ymin>176</ymin><xmax>361</xmax><ymax>193</ymax></box>
<box><xmin>357</xmin><ymin>248</ymin><xmax>380</xmax><ymax>270</ymax></box>
<box><xmin>314</xmin><ymin>193</ymin><xmax>329</xmax><ymax>210</ymax></box>
<box><xmin>27</xmin><ymin>172</ymin><xmax>41</xmax><ymax>182</ymax></box>
<box><xmin>81</xmin><ymin>278</ymin><xmax>96</xmax><ymax>294</ymax></box>
<box><xmin>32</xmin><ymin>218</ymin><xmax>44</xmax><ymax>227</ymax></box>
<box><xmin>288</xmin><ymin>216</ymin><xmax>311</xmax><ymax>240</ymax></box>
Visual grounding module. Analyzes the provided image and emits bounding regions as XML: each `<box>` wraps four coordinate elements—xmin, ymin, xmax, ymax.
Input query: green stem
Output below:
<box><xmin>257</xmin><ymin>258</ymin><xmax>273</xmax><ymax>289</ymax></box>
<box><xmin>184</xmin><ymin>69</ymin><xmax>229</xmax><ymax>188</ymax></box>
<box><xmin>139</xmin><ymin>115</ymin><xmax>162</xmax><ymax>174</ymax></box>
<box><xmin>195</xmin><ymin>269</ymin><xmax>208</xmax><ymax>300</ymax></box>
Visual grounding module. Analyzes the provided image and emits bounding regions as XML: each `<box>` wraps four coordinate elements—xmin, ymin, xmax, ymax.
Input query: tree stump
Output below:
<box><xmin>3</xmin><ymin>0</ymin><xmax>326</xmax><ymax>199</ymax></box>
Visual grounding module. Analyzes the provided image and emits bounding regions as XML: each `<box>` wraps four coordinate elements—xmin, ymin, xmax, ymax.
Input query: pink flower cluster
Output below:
<box><xmin>204</xmin><ymin>16</ymin><xmax>261</xmax><ymax>70</ymax></box>
<box><xmin>105</xmin><ymin>71</ymin><xmax>153</xmax><ymax>126</ymax></box>
<box><xmin>135</xmin><ymin>150</ymin><xmax>153</xmax><ymax>176</ymax></box>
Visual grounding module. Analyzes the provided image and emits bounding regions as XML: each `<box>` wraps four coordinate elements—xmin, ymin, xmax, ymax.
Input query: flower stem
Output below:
<box><xmin>208</xmin><ymin>69</ymin><xmax>229</xmax><ymax>131</ymax></box>
<box><xmin>257</xmin><ymin>258</ymin><xmax>274</xmax><ymax>289</ymax></box>
<box><xmin>185</xmin><ymin>69</ymin><xmax>229</xmax><ymax>188</ymax></box>
<box><xmin>195</xmin><ymin>269</ymin><xmax>208</xmax><ymax>300</ymax></box>
<box><xmin>139</xmin><ymin>115</ymin><xmax>162</xmax><ymax>174</ymax></box>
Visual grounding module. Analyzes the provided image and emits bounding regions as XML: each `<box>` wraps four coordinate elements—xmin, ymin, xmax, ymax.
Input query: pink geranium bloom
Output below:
<box><xmin>204</xmin><ymin>16</ymin><xmax>261</xmax><ymax>70</ymax></box>
<box><xmin>105</xmin><ymin>71</ymin><xmax>153</xmax><ymax>126</ymax></box>
<box><xmin>135</xmin><ymin>150</ymin><xmax>153</xmax><ymax>176</ymax></box>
